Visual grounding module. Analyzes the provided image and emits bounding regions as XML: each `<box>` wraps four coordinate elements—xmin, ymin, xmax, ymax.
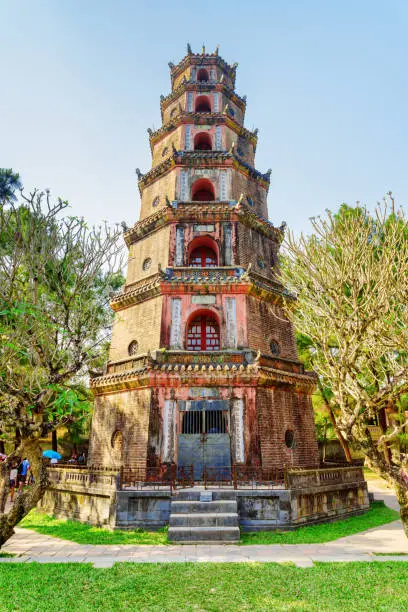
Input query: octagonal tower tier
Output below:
<box><xmin>88</xmin><ymin>46</ymin><xmax>319</xmax><ymax>477</ymax></box>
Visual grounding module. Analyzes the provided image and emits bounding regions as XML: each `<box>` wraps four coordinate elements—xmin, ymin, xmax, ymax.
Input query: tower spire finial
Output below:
<box><xmin>201</xmin><ymin>43</ymin><xmax>205</xmax><ymax>54</ymax></box>
<box><xmin>215</xmin><ymin>44</ymin><xmax>219</xmax><ymax>56</ymax></box>
<box><xmin>187</xmin><ymin>43</ymin><xmax>192</xmax><ymax>55</ymax></box>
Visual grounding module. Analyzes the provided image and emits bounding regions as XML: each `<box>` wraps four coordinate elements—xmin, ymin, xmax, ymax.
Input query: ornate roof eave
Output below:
<box><xmin>148</xmin><ymin>113</ymin><xmax>258</xmax><ymax>152</ymax></box>
<box><xmin>168</xmin><ymin>51</ymin><xmax>237</xmax><ymax>89</ymax></box>
<box><xmin>137</xmin><ymin>151</ymin><xmax>270</xmax><ymax>193</ymax></box>
<box><xmin>160</xmin><ymin>81</ymin><xmax>245</xmax><ymax>117</ymax></box>
<box><xmin>123</xmin><ymin>202</ymin><xmax>282</xmax><ymax>247</ymax></box>
<box><xmin>90</xmin><ymin>363</ymin><xmax>315</xmax><ymax>395</ymax></box>
<box><xmin>109</xmin><ymin>266</ymin><xmax>294</xmax><ymax>311</ymax></box>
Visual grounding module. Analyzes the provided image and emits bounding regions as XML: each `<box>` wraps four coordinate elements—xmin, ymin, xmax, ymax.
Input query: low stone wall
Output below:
<box><xmin>38</xmin><ymin>467</ymin><xmax>118</xmax><ymax>528</ymax></box>
<box><xmin>116</xmin><ymin>490</ymin><xmax>172</xmax><ymax>529</ymax></box>
<box><xmin>287</xmin><ymin>465</ymin><xmax>369</xmax><ymax>527</ymax></box>
<box><xmin>38</xmin><ymin>465</ymin><xmax>370</xmax><ymax>531</ymax></box>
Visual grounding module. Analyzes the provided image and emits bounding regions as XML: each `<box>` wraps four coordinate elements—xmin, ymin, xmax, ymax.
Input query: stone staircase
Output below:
<box><xmin>168</xmin><ymin>490</ymin><xmax>240</xmax><ymax>543</ymax></box>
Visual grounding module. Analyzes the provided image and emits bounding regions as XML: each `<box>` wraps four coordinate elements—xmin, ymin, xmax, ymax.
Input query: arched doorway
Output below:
<box><xmin>187</xmin><ymin>313</ymin><xmax>220</xmax><ymax>351</ymax></box>
<box><xmin>195</xmin><ymin>95</ymin><xmax>211</xmax><ymax>113</ymax></box>
<box><xmin>191</xmin><ymin>178</ymin><xmax>215</xmax><ymax>201</ymax></box>
<box><xmin>194</xmin><ymin>132</ymin><xmax>212</xmax><ymax>151</ymax></box>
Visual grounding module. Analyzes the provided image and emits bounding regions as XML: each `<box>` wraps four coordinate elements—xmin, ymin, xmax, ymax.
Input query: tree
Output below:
<box><xmin>280</xmin><ymin>196</ymin><xmax>408</xmax><ymax>536</ymax></box>
<box><xmin>0</xmin><ymin>171</ymin><xmax>124</xmax><ymax>546</ymax></box>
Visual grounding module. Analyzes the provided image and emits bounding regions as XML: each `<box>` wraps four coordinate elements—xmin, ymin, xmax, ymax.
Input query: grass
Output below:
<box><xmin>240</xmin><ymin>502</ymin><xmax>399</xmax><ymax>545</ymax></box>
<box><xmin>373</xmin><ymin>552</ymin><xmax>408</xmax><ymax>556</ymax></box>
<box><xmin>19</xmin><ymin>511</ymin><xmax>168</xmax><ymax>545</ymax></box>
<box><xmin>19</xmin><ymin>502</ymin><xmax>399</xmax><ymax>547</ymax></box>
<box><xmin>0</xmin><ymin>552</ymin><xmax>15</xmax><ymax>557</ymax></box>
<box><xmin>0</xmin><ymin>562</ymin><xmax>408</xmax><ymax>611</ymax></box>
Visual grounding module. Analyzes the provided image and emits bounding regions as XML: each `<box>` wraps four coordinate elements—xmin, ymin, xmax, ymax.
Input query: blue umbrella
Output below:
<box><xmin>42</xmin><ymin>450</ymin><xmax>62</xmax><ymax>460</ymax></box>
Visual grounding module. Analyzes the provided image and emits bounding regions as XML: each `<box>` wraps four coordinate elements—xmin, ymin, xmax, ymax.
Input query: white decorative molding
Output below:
<box><xmin>215</xmin><ymin>125</ymin><xmax>222</xmax><ymax>150</ymax></box>
<box><xmin>232</xmin><ymin>398</ymin><xmax>245</xmax><ymax>463</ymax></box>
<box><xmin>170</xmin><ymin>298</ymin><xmax>182</xmax><ymax>348</ymax></box>
<box><xmin>179</xmin><ymin>169</ymin><xmax>189</xmax><ymax>200</ymax></box>
<box><xmin>175</xmin><ymin>226</ymin><xmax>185</xmax><ymax>266</ymax></box>
<box><xmin>225</xmin><ymin>297</ymin><xmax>237</xmax><ymax>348</ymax></box>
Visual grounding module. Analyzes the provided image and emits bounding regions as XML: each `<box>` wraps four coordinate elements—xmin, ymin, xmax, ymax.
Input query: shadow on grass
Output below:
<box><xmin>19</xmin><ymin>511</ymin><xmax>169</xmax><ymax>545</ymax></box>
<box><xmin>240</xmin><ymin>502</ymin><xmax>399</xmax><ymax>545</ymax></box>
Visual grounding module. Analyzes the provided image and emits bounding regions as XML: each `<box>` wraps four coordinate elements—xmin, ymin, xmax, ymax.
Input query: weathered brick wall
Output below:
<box><xmin>232</xmin><ymin>172</ymin><xmax>268</xmax><ymax>218</ymax></box>
<box><xmin>139</xmin><ymin>172</ymin><xmax>176</xmax><ymax>220</ymax></box>
<box><xmin>151</xmin><ymin>127</ymin><xmax>183</xmax><ymax>167</ymax></box>
<box><xmin>109</xmin><ymin>296</ymin><xmax>163</xmax><ymax>361</ymax></box>
<box><xmin>127</xmin><ymin>225</ymin><xmax>170</xmax><ymax>285</ymax></box>
<box><xmin>87</xmin><ymin>389</ymin><xmax>151</xmax><ymax>469</ymax></box>
<box><xmin>219</xmin><ymin>93</ymin><xmax>244</xmax><ymax>125</ymax></box>
<box><xmin>246</xmin><ymin>297</ymin><xmax>298</xmax><ymax>359</ymax></box>
<box><xmin>256</xmin><ymin>387</ymin><xmax>319</xmax><ymax>469</ymax></box>
<box><xmin>224</xmin><ymin>126</ymin><xmax>255</xmax><ymax>166</ymax></box>
<box><xmin>236</xmin><ymin>224</ymin><xmax>278</xmax><ymax>278</ymax></box>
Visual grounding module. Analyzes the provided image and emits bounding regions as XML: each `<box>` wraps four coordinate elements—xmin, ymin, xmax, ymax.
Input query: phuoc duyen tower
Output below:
<box><xmin>88</xmin><ymin>45</ymin><xmax>320</xmax><ymax>476</ymax></box>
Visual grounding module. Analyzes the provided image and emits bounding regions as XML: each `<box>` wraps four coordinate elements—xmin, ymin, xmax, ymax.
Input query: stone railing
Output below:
<box><xmin>285</xmin><ymin>466</ymin><xmax>365</xmax><ymax>490</ymax></box>
<box><xmin>47</xmin><ymin>466</ymin><xmax>119</xmax><ymax>491</ymax></box>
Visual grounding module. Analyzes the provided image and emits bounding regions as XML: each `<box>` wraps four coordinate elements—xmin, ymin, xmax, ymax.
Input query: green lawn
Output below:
<box><xmin>19</xmin><ymin>511</ymin><xmax>168</xmax><ymax>545</ymax></box>
<box><xmin>240</xmin><ymin>502</ymin><xmax>399</xmax><ymax>545</ymax></box>
<box><xmin>19</xmin><ymin>502</ymin><xmax>399</xmax><ymax>546</ymax></box>
<box><xmin>0</xmin><ymin>562</ymin><xmax>408</xmax><ymax>611</ymax></box>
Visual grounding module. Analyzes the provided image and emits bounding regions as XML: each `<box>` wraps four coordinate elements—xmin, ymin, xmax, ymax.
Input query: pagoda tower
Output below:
<box><xmin>88</xmin><ymin>46</ymin><xmax>319</xmax><ymax>476</ymax></box>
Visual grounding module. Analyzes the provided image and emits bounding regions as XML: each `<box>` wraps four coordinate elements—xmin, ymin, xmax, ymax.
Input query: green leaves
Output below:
<box><xmin>0</xmin><ymin>169</ymin><xmax>124</xmax><ymax>442</ymax></box>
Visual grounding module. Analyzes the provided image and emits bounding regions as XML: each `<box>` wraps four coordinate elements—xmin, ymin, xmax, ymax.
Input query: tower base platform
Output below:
<box><xmin>37</xmin><ymin>465</ymin><xmax>369</xmax><ymax>539</ymax></box>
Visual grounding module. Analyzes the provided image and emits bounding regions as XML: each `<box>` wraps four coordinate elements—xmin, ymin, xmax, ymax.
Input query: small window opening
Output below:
<box><xmin>128</xmin><ymin>340</ymin><xmax>139</xmax><ymax>356</ymax></box>
<box><xmin>197</xmin><ymin>68</ymin><xmax>209</xmax><ymax>82</ymax></box>
<box><xmin>194</xmin><ymin>132</ymin><xmax>212</xmax><ymax>151</ymax></box>
<box><xmin>285</xmin><ymin>430</ymin><xmax>295</xmax><ymax>449</ymax></box>
<box><xmin>195</xmin><ymin>95</ymin><xmax>211</xmax><ymax>113</ymax></box>
<box><xmin>191</xmin><ymin>178</ymin><xmax>215</xmax><ymax>201</ymax></box>
<box><xmin>187</xmin><ymin>315</ymin><xmax>220</xmax><ymax>351</ymax></box>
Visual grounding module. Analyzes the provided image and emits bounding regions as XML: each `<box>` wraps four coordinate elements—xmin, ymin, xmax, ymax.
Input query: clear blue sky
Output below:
<box><xmin>2</xmin><ymin>0</ymin><xmax>407</xmax><ymax>234</ymax></box>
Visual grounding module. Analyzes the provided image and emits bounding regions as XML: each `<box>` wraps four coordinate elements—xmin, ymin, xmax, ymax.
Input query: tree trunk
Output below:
<box><xmin>394</xmin><ymin>482</ymin><xmax>408</xmax><ymax>538</ymax></box>
<box><xmin>378</xmin><ymin>407</ymin><xmax>392</xmax><ymax>465</ymax></box>
<box><xmin>322</xmin><ymin>395</ymin><xmax>352</xmax><ymax>462</ymax></box>
<box><xmin>52</xmin><ymin>430</ymin><xmax>58</xmax><ymax>452</ymax></box>
<box><xmin>0</xmin><ymin>439</ymin><xmax>49</xmax><ymax>548</ymax></box>
<box><xmin>14</xmin><ymin>428</ymin><xmax>21</xmax><ymax>451</ymax></box>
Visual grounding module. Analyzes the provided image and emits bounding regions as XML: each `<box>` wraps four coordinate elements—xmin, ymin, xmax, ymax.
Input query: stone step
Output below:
<box><xmin>169</xmin><ymin>512</ymin><xmax>239</xmax><ymax>527</ymax></box>
<box><xmin>168</xmin><ymin>526</ymin><xmax>240</xmax><ymax>543</ymax></box>
<box><xmin>170</xmin><ymin>500</ymin><xmax>237</xmax><ymax>514</ymax></box>
<box><xmin>174</xmin><ymin>490</ymin><xmax>237</xmax><ymax>501</ymax></box>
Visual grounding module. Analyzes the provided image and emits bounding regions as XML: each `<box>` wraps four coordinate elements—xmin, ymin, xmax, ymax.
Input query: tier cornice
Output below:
<box><xmin>169</xmin><ymin>51</ymin><xmax>237</xmax><ymax>89</ymax></box>
<box><xmin>160</xmin><ymin>81</ymin><xmax>245</xmax><ymax>116</ymax></box>
<box><xmin>109</xmin><ymin>265</ymin><xmax>292</xmax><ymax>311</ymax></box>
<box><xmin>123</xmin><ymin>201</ymin><xmax>282</xmax><ymax>247</ymax></box>
<box><xmin>148</xmin><ymin>112</ymin><xmax>258</xmax><ymax>152</ymax></box>
<box><xmin>90</xmin><ymin>361</ymin><xmax>315</xmax><ymax>395</ymax></box>
<box><xmin>137</xmin><ymin>151</ymin><xmax>270</xmax><ymax>193</ymax></box>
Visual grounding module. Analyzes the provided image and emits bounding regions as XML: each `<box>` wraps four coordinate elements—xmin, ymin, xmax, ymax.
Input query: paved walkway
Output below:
<box><xmin>1</xmin><ymin>480</ymin><xmax>408</xmax><ymax>568</ymax></box>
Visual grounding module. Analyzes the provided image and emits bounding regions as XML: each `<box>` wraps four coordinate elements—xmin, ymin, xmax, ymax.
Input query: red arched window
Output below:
<box><xmin>191</xmin><ymin>178</ymin><xmax>215</xmax><ymax>201</ymax></box>
<box><xmin>187</xmin><ymin>315</ymin><xmax>220</xmax><ymax>351</ymax></box>
<box><xmin>190</xmin><ymin>246</ymin><xmax>217</xmax><ymax>267</ymax></box>
<box><xmin>195</xmin><ymin>95</ymin><xmax>211</xmax><ymax>113</ymax></box>
<box><xmin>197</xmin><ymin>68</ymin><xmax>209</xmax><ymax>82</ymax></box>
<box><xmin>194</xmin><ymin>132</ymin><xmax>212</xmax><ymax>151</ymax></box>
